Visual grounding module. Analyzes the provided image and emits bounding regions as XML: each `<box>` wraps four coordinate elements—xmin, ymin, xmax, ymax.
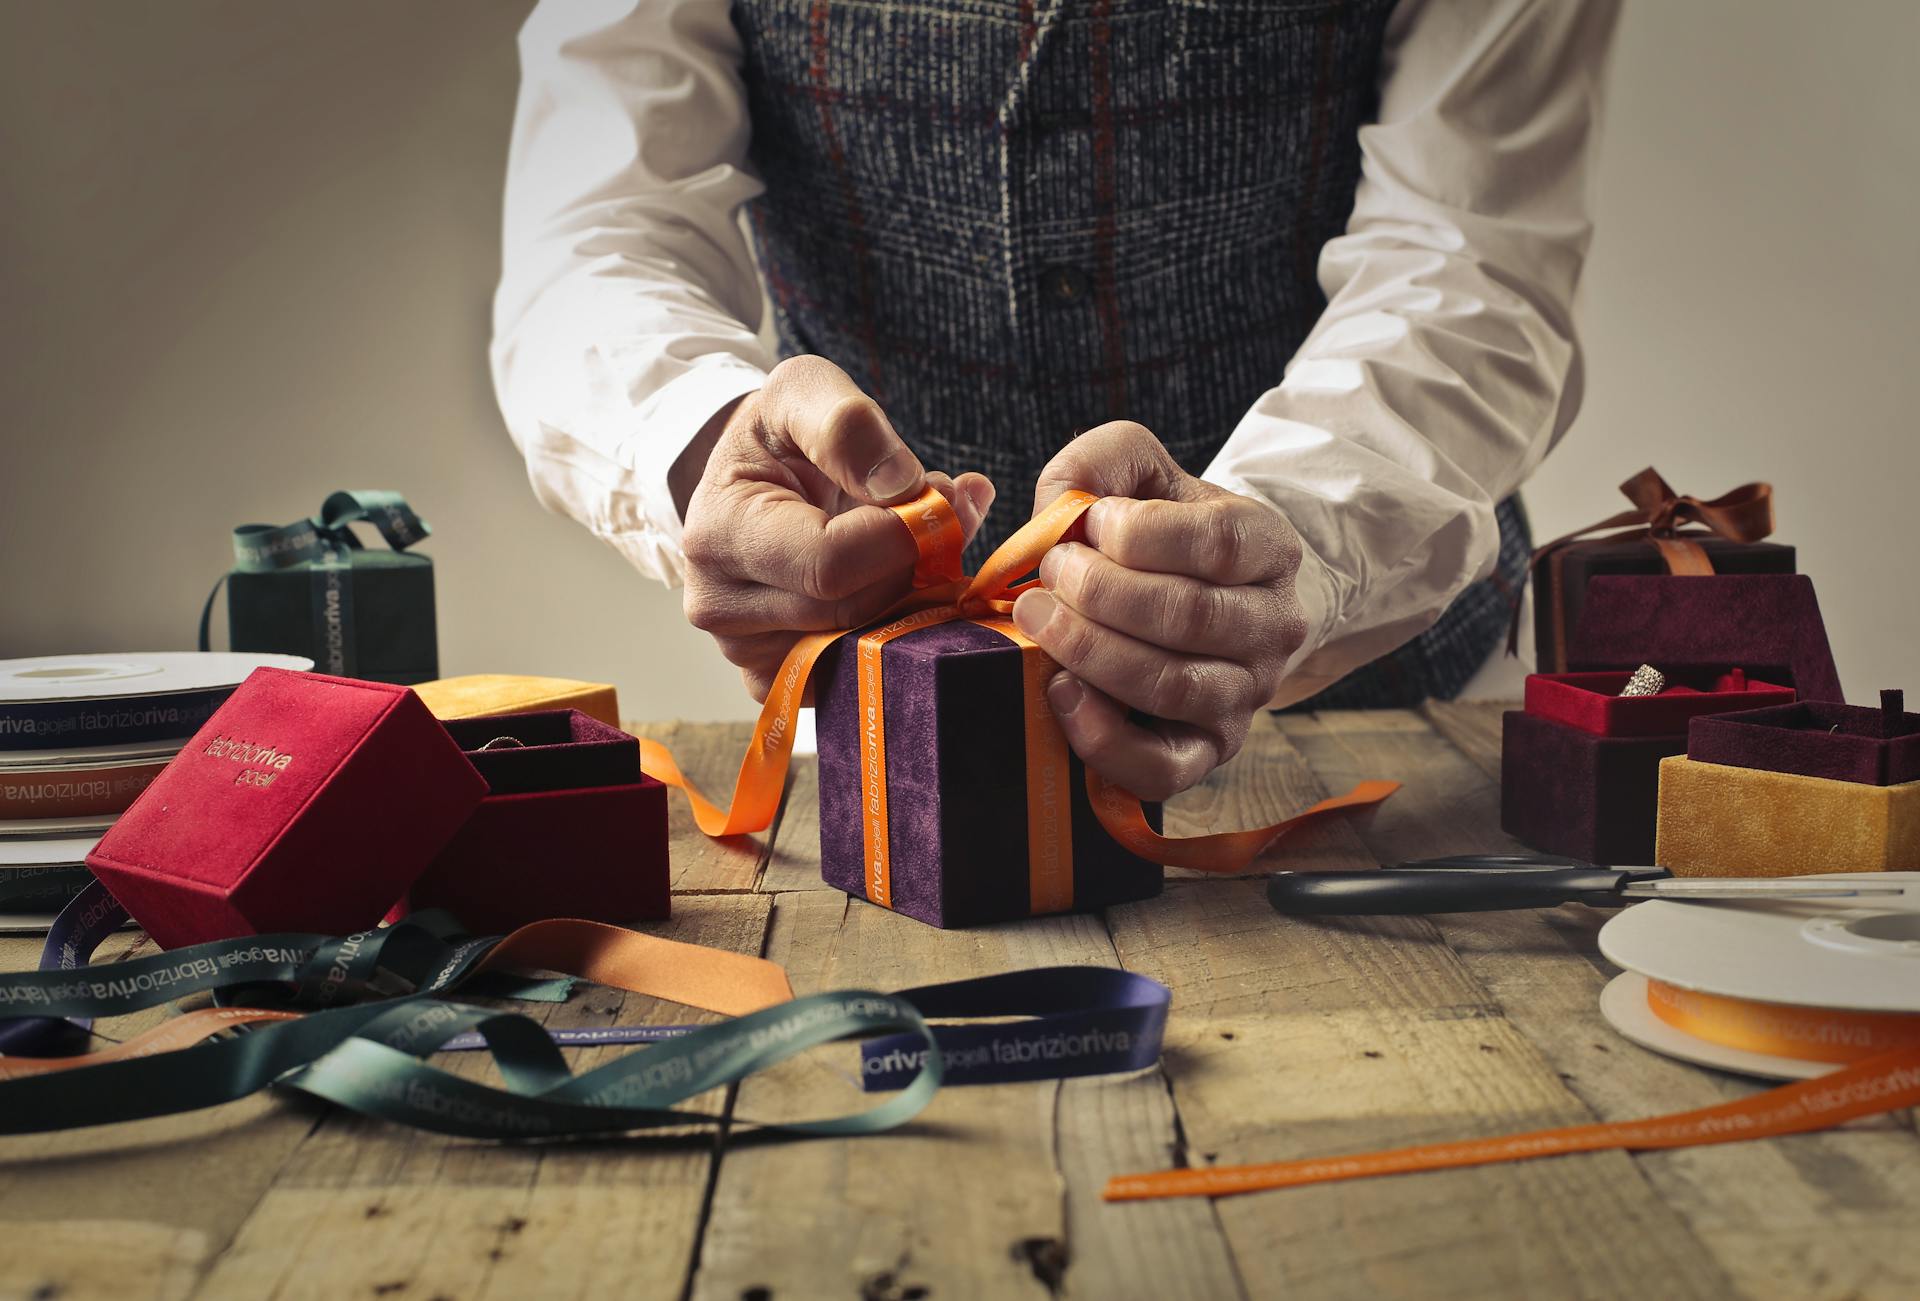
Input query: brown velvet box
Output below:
<box><xmin>1501</xmin><ymin>575</ymin><xmax>1842</xmax><ymax>865</ymax></box>
<box><xmin>1655</xmin><ymin>690</ymin><xmax>1920</xmax><ymax>876</ymax></box>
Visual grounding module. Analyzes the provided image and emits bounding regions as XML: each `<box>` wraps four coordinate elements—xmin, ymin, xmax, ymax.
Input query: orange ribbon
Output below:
<box><xmin>1508</xmin><ymin>467</ymin><xmax>1775</xmax><ymax>664</ymax></box>
<box><xmin>1103</xmin><ymin>978</ymin><xmax>1920</xmax><ymax>1204</ymax></box>
<box><xmin>641</xmin><ymin>487</ymin><xmax>1398</xmax><ymax>906</ymax></box>
<box><xmin>1645</xmin><ymin>980</ymin><xmax>1920</xmax><ymax>1065</ymax></box>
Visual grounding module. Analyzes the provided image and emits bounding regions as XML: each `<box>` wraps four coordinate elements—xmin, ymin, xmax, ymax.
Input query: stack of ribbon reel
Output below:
<box><xmin>0</xmin><ymin>651</ymin><xmax>308</xmax><ymax>931</ymax></box>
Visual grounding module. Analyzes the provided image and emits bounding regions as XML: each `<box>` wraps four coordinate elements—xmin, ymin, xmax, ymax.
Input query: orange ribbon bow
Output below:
<box><xmin>1508</xmin><ymin>467</ymin><xmax>1775</xmax><ymax>661</ymax></box>
<box><xmin>640</xmin><ymin>488</ymin><xmax>1397</xmax><ymax>901</ymax></box>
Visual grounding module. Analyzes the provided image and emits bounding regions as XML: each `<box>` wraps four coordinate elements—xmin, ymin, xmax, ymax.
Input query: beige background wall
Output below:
<box><xmin>2</xmin><ymin>0</ymin><xmax>1913</xmax><ymax>721</ymax></box>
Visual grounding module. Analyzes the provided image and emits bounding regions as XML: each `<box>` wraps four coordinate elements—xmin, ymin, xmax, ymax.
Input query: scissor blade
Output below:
<box><xmin>1623</xmin><ymin>881</ymin><xmax>1909</xmax><ymax>904</ymax></box>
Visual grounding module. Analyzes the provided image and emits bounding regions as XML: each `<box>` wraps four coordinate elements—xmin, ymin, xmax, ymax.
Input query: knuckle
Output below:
<box><xmin>1147</xmin><ymin>657</ymin><xmax>1200</xmax><ymax>718</ymax></box>
<box><xmin>1175</xmin><ymin>583</ymin><xmax>1228</xmax><ymax>645</ymax></box>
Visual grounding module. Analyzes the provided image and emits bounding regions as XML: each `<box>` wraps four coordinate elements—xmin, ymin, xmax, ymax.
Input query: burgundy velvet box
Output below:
<box><xmin>1687</xmin><ymin>692</ymin><xmax>1920</xmax><ymax>787</ymax></box>
<box><xmin>814</xmin><ymin>620</ymin><xmax>1163</xmax><ymax>928</ymax></box>
<box><xmin>406</xmin><ymin>710</ymin><xmax>669</xmax><ymax>933</ymax></box>
<box><xmin>1502</xmin><ymin>575</ymin><xmax>1841</xmax><ymax>865</ymax></box>
<box><xmin>1522</xmin><ymin>669</ymin><xmax>1793</xmax><ymax>738</ymax></box>
<box><xmin>86</xmin><ymin>667</ymin><xmax>487</xmax><ymax>948</ymax></box>
<box><xmin>1534</xmin><ymin>536</ymin><xmax>1796</xmax><ymax>672</ymax></box>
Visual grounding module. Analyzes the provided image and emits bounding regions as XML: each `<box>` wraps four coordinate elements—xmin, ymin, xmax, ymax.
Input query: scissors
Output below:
<box><xmin>1265</xmin><ymin>854</ymin><xmax>1916</xmax><ymax>916</ymax></box>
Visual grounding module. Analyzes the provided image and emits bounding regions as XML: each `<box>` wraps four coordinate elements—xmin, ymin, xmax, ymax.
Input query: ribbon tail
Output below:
<box><xmin>639</xmin><ymin>628</ymin><xmax>845</xmax><ymax>839</ymax></box>
<box><xmin>1087</xmin><ymin>771</ymin><xmax>1399</xmax><ymax>874</ymax></box>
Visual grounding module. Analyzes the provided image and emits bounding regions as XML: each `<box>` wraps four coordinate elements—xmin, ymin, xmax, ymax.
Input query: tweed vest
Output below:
<box><xmin>731</xmin><ymin>0</ymin><xmax>1529</xmax><ymax>706</ymax></box>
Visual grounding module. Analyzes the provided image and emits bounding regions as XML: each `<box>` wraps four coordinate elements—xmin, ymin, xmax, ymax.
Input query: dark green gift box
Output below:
<box><xmin>202</xmin><ymin>490</ymin><xmax>439</xmax><ymax>685</ymax></box>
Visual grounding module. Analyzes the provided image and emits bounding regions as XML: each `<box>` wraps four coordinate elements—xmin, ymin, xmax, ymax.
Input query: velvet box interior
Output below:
<box><xmin>86</xmin><ymin>667</ymin><xmax>486</xmax><ymax>948</ymax></box>
<box><xmin>1533</xmin><ymin>536</ymin><xmax>1796</xmax><ymax>673</ymax></box>
<box><xmin>227</xmin><ymin>549</ymin><xmax>438</xmax><ymax>685</ymax></box>
<box><xmin>405</xmin><ymin>709</ymin><xmax>669</xmax><ymax>932</ymax></box>
<box><xmin>1687</xmin><ymin>693</ymin><xmax>1920</xmax><ymax>786</ymax></box>
<box><xmin>1501</xmin><ymin>575</ymin><xmax>1841</xmax><ymax>865</ymax></box>
<box><xmin>814</xmin><ymin>619</ymin><xmax>1163</xmax><ymax>928</ymax></box>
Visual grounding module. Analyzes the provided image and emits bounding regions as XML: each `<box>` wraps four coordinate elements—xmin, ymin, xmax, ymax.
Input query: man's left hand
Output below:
<box><xmin>1013</xmin><ymin>422</ymin><xmax>1311</xmax><ymax>801</ymax></box>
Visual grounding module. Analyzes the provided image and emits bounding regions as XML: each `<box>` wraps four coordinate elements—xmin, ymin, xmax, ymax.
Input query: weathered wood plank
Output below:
<box><xmin>0</xmin><ymin>926</ymin><xmax>319</xmax><ymax>1299</ymax></box>
<box><xmin>754</xmin><ymin>750</ymin><xmax>831</xmax><ymax>895</ymax></box>
<box><xmin>1163</xmin><ymin>717</ymin><xmax>1378</xmax><ymax>880</ymax></box>
<box><xmin>194</xmin><ymin>895</ymin><xmax>771</xmax><ymax>1301</ymax></box>
<box><xmin>1290</xmin><ymin>710</ymin><xmax>1920</xmax><ymax>1300</ymax></box>
<box><xmin>1418</xmin><ymin>698</ymin><xmax>1511</xmax><ymax>783</ymax></box>
<box><xmin>629</xmin><ymin>719</ymin><xmax>766</xmax><ymax>893</ymax></box>
<box><xmin>691</xmin><ymin>891</ymin><xmax>1244</xmax><ymax>1301</ymax></box>
<box><xmin>1107</xmin><ymin>873</ymin><xmax>1733</xmax><ymax>1300</ymax></box>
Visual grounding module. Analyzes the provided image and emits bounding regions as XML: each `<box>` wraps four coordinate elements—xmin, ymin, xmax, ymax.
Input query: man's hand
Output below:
<box><xmin>1013</xmin><ymin>422</ymin><xmax>1309</xmax><ymax>800</ymax></box>
<box><xmin>681</xmin><ymin>356</ymin><xmax>994</xmax><ymax>700</ymax></box>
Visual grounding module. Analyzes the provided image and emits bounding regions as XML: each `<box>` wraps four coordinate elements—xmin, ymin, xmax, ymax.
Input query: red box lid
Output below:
<box><xmin>86</xmin><ymin>667</ymin><xmax>487</xmax><ymax>948</ymax></box>
<box><xmin>1566</xmin><ymin>575</ymin><xmax>1844</xmax><ymax>703</ymax></box>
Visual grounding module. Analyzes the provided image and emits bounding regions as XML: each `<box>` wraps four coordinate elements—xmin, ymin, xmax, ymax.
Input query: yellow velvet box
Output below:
<box><xmin>412</xmin><ymin>674</ymin><xmax>621</xmax><ymax>729</ymax></box>
<box><xmin>1655</xmin><ymin>755</ymin><xmax>1920</xmax><ymax>877</ymax></box>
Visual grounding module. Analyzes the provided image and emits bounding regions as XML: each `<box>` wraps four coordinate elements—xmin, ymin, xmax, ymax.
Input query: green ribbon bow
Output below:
<box><xmin>199</xmin><ymin>491</ymin><xmax>431</xmax><ymax>675</ymax></box>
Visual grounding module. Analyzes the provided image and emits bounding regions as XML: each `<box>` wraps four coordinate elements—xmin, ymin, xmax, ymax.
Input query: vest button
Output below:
<box><xmin>1040</xmin><ymin>265</ymin><xmax>1092</xmax><ymax>306</ymax></box>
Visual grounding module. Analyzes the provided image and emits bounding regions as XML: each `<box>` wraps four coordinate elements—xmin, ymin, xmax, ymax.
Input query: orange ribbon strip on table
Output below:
<box><xmin>1103</xmin><ymin>983</ymin><xmax>1920</xmax><ymax>1203</ymax></box>
<box><xmin>1507</xmin><ymin>466</ymin><xmax>1776</xmax><ymax>659</ymax></box>
<box><xmin>638</xmin><ymin>487</ymin><xmax>1398</xmax><ymax>905</ymax></box>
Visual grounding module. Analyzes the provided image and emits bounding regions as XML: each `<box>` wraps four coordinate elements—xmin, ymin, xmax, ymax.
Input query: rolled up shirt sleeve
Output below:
<box><xmin>1201</xmin><ymin>0</ymin><xmax>1621</xmax><ymax>706</ymax></box>
<box><xmin>490</xmin><ymin>0</ymin><xmax>774</xmax><ymax>589</ymax></box>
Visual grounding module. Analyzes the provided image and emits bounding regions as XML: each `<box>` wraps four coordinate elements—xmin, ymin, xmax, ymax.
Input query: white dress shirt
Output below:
<box><xmin>491</xmin><ymin>0</ymin><xmax>1619</xmax><ymax>705</ymax></box>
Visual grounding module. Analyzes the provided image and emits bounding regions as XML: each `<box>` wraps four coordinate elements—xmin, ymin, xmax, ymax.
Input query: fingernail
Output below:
<box><xmin>865</xmin><ymin>447</ymin><xmax>921</xmax><ymax>502</ymax></box>
<box><xmin>1014</xmin><ymin>589</ymin><xmax>1056</xmax><ymax>639</ymax></box>
<box><xmin>1048</xmin><ymin>672</ymin><xmax>1085</xmax><ymax>718</ymax></box>
<box><xmin>1038</xmin><ymin>542</ymin><xmax>1071</xmax><ymax>588</ymax></box>
<box><xmin>967</xmin><ymin>476</ymin><xmax>996</xmax><ymax>517</ymax></box>
<box><xmin>1081</xmin><ymin>499</ymin><xmax>1111</xmax><ymax>546</ymax></box>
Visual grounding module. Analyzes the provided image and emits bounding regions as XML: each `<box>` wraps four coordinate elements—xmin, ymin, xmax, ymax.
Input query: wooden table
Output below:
<box><xmin>4</xmin><ymin>704</ymin><xmax>1916</xmax><ymax>1301</ymax></box>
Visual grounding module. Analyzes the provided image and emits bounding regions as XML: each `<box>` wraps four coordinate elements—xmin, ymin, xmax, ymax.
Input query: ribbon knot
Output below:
<box><xmin>1508</xmin><ymin>467</ymin><xmax>1774</xmax><ymax>657</ymax></box>
<box><xmin>640</xmin><ymin>486</ymin><xmax>1395</xmax><ymax>885</ymax></box>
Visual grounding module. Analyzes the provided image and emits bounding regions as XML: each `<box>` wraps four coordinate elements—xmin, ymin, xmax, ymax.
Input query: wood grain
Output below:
<box><xmin>691</xmin><ymin>892</ymin><xmax>1243</xmax><ymax>1301</ymax></box>
<box><xmin>1290</xmin><ymin>706</ymin><xmax>1920</xmax><ymax>1300</ymax></box>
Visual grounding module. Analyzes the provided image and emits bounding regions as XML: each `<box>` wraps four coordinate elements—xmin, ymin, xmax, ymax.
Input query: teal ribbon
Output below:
<box><xmin>199</xmin><ymin>491</ymin><xmax>431</xmax><ymax>675</ymax></box>
<box><xmin>0</xmin><ymin>902</ymin><xmax>942</xmax><ymax>1140</ymax></box>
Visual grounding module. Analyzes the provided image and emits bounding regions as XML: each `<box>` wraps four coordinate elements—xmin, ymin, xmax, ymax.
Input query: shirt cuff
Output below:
<box><xmin>617</xmin><ymin>353</ymin><xmax>770</xmax><ymax>560</ymax></box>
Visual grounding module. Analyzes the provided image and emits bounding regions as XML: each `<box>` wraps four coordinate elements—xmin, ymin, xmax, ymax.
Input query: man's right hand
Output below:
<box><xmin>680</xmin><ymin>356</ymin><xmax>995</xmax><ymax>700</ymax></box>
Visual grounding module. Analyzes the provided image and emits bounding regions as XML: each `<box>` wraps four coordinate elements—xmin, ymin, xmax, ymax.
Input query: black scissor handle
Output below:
<box><xmin>1266</xmin><ymin>867</ymin><xmax>1638</xmax><ymax>916</ymax></box>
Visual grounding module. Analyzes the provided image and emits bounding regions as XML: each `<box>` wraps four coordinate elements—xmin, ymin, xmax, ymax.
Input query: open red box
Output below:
<box><xmin>404</xmin><ymin>709</ymin><xmax>669</xmax><ymax>932</ymax></box>
<box><xmin>1501</xmin><ymin>576</ymin><xmax>1842</xmax><ymax>865</ymax></box>
<box><xmin>1522</xmin><ymin>668</ymin><xmax>1793</xmax><ymax>739</ymax></box>
<box><xmin>87</xmin><ymin>668</ymin><xmax>487</xmax><ymax>948</ymax></box>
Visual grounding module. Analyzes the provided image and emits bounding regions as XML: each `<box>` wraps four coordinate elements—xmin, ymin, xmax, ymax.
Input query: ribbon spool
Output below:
<box><xmin>1597</xmin><ymin>874</ymin><xmax>1920</xmax><ymax>1080</ymax></box>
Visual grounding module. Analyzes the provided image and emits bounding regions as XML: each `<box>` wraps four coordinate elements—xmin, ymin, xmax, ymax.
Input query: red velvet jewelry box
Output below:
<box><xmin>86</xmin><ymin>667</ymin><xmax>487</xmax><ymax>948</ymax></box>
<box><xmin>404</xmin><ymin>710</ymin><xmax>669</xmax><ymax>932</ymax></box>
<box><xmin>1501</xmin><ymin>575</ymin><xmax>1842</xmax><ymax>865</ymax></box>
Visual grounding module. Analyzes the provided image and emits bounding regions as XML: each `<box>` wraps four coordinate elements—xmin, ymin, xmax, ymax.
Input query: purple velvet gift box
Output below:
<box><xmin>1688</xmin><ymin>690</ymin><xmax>1920</xmax><ymax>787</ymax></box>
<box><xmin>814</xmin><ymin>619</ymin><xmax>1163</xmax><ymax>928</ymax></box>
<box><xmin>1501</xmin><ymin>574</ymin><xmax>1842</xmax><ymax>865</ymax></box>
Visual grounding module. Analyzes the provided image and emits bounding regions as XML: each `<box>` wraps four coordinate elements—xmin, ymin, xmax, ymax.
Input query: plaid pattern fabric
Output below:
<box><xmin>732</xmin><ymin>0</ymin><xmax>1529</xmax><ymax>705</ymax></box>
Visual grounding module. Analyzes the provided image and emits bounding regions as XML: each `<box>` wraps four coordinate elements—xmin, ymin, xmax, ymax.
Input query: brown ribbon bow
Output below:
<box><xmin>1507</xmin><ymin>468</ymin><xmax>1774</xmax><ymax>655</ymax></box>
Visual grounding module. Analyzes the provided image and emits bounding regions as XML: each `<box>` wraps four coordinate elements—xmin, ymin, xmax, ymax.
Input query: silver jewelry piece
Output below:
<box><xmin>477</xmin><ymin>736</ymin><xmax>526</xmax><ymax>750</ymax></box>
<box><xmin>1619</xmin><ymin>664</ymin><xmax>1666</xmax><ymax>698</ymax></box>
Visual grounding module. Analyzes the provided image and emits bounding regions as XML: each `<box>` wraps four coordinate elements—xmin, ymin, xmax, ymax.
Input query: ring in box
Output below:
<box><xmin>1501</xmin><ymin>575</ymin><xmax>1842</xmax><ymax>865</ymax></box>
<box><xmin>406</xmin><ymin>710</ymin><xmax>669</xmax><ymax>932</ymax></box>
<box><xmin>1657</xmin><ymin>690</ymin><xmax>1920</xmax><ymax>877</ymax></box>
<box><xmin>87</xmin><ymin>668</ymin><xmax>487</xmax><ymax>948</ymax></box>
